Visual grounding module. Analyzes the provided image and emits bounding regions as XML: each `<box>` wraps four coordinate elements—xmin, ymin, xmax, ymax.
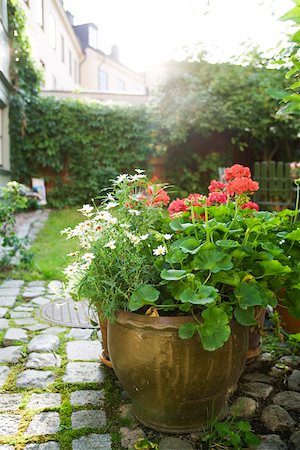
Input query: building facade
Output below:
<box><xmin>21</xmin><ymin>0</ymin><xmax>147</xmax><ymax>101</ymax></box>
<box><xmin>0</xmin><ymin>0</ymin><xmax>11</xmax><ymax>185</ymax></box>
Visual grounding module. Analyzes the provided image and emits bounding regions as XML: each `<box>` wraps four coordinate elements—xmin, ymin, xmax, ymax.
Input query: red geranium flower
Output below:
<box><xmin>144</xmin><ymin>185</ymin><xmax>170</xmax><ymax>207</ymax></box>
<box><xmin>226</xmin><ymin>177</ymin><xmax>259</xmax><ymax>196</ymax></box>
<box><xmin>207</xmin><ymin>192</ymin><xmax>228</xmax><ymax>206</ymax></box>
<box><xmin>208</xmin><ymin>180</ymin><xmax>226</xmax><ymax>193</ymax></box>
<box><xmin>168</xmin><ymin>198</ymin><xmax>188</xmax><ymax>217</ymax></box>
<box><xmin>186</xmin><ymin>193</ymin><xmax>205</xmax><ymax>207</ymax></box>
<box><xmin>241</xmin><ymin>201</ymin><xmax>259</xmax><ymax>211</ymax></box>
<box><xmin>223</xmin><ymin>164</ymin><xmax>251</xmax><ymax>181</ymax></box>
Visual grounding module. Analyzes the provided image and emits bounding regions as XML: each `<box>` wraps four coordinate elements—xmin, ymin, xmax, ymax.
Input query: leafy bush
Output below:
<box><xmin>11</xmin><ymin>97</ymin><xmax>155</xmax><ymax>207</ymax></box>
<box><xmin>0</xmin><ymin>181</ymin><xmax>30</xmax><ymax>266</ymax></box>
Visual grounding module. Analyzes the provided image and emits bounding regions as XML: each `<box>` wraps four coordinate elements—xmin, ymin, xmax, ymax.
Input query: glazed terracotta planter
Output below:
<box><xmin>107</xmin><ymin>311</ymin><xmax>248</xmax><ymax>433</ymax></box>
<box><xmin>98</xmin><ymin>314</ymin><xmax>113</xmax><ymax>369</ymax></box>
<box><xmin>277</xmin><ymin>304</ymin><xmax>300</xmax><ymax>333</ymax></box>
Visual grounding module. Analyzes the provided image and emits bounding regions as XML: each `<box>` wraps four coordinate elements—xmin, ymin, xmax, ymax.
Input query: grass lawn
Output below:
<box><xmin>30</xmin><ymin>208</ymin><xmax>83</xmax><ymax>280</ymax></box>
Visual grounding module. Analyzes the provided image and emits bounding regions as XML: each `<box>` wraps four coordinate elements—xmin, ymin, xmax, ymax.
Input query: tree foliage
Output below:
<box><xmin>154</xmin><ymin>59</ymin><xmax>300</xmax><ymax>162</ymax></box>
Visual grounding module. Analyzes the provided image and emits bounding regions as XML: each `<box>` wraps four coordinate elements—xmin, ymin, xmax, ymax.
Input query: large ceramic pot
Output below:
<box><xmin>108</xmin><ymin>311</ymin><xmax>248</xmax><ymax>433</ymax></box>
<box><xmin>277</xmin><ymin>303</ymin><xmax>300</xmax><ymax>333</ymax></box>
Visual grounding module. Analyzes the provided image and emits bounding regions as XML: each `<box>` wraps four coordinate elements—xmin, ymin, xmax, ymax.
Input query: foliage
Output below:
<box><xmin>134</xmin><ymin>438</ymin><xmax>158</xmax><ymax>450</ymax></box>
<box><xmin>272</xmin><ymin>1</ymin><xmax>300</xmax><ymax>115</ymax></box>
<box><xmin>10</xmin><ymin>96</ymin><xmax>156</xmax><ymax>207</ymax></box>
<box><xmin>61</xmin><ymin>164</ymin><xmax>300</xmax><ymax>352</ymax></box>
<box><xmin>202</xmin><ymin>418</ymin><xmax>260</xmax><ymax>449</ymax></box>
<box><xmin>154</xmin><ymin>59</ymin><xmax>300</xmax><ymax>161</ymax></box>
<box><xmin>0</xmin><ymin>181</ymin><xmax>29</xmax><ymax>266</ymax></box>
<box><xmin>165</xmin><ymin>150</ymin><xmax>230</xmax><ymax>198</ymax></box>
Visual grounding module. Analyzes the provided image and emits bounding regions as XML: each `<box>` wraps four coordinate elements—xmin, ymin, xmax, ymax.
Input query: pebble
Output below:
<box><xmin>279</xmin><ymin>355</ymin><xmax>300</xmax><ymax>368</ymax></box>
<box><xmin>3</xmin><ymin>328</ymin><xmax>28</xmax><ymax>345</ymax></box>
<box><xmin>10</xmin><ymin>311</ymin><xmax>32</xmax><ymax>319</ymax></box>
<box><xmin>0</xmin><ymin>366</ymin><xmax>11</xmax><ymax>387</ymax></box>
<box><xmin>255</xmin><ymin>434</ymin><xmax>288</xmax><ymax>450</ymax></box>
<box><xmin>268</xmin><ymin>366</ymin><xmax>287</xmax><ymax>378</ymax></box>
<box><xmin>72</xmin><ymin>433</ymin><xmax>112</xmax><ymax>450</ymax></box>
<box><xmin>0</xmin><ymin>414</ymin><xmax>21</xmax><ymax>435</ymax></box>
<box><xmin>24</xmin><ymin>323</ymin><xmax>50</xmax><ymax>331</ymax></box>
<box><xmin>66</xmin><ymin>341</ymin><xmax>101</xmax><ymax>361</ymax></box>
<box><xmin>70</xmin><ymin>390</ymin><xmax>105</xmax><ymax>406</ymax></box>
<box><xmin>16</xmin><ymin>370</ymin><xmax>55</xmax><ymax>388</ymax></box>
<box><xmin>242</xmin><ymin>372</ymin><xmax>275</xmax><ymax>384</ymax></box>
<box><xmin>40</xmin><ymin>327</ymin><xmax>66</xmax><ymax>335</ymax></box>
<box><xmin>28</xmin><ymin>281</ymin><xmax>46</xmax><ymax>287</ymax></box>
<box><xmin>120</xmin><ymin>427</ymin><xmax>146</xmax><ymax>449</ymax></box>
<box><xmin>63</xmin><ymin>362</ymin><xmax>104</xmax><ymax>383</ymax></box>
<box><xmin>158</xmin><ymin>437</ymin><xmax>194</xmax><ymax>450</ymax></box>
<box><xmin>118</xmin><ymin>403</ymin><xmax>134</xmax><ymax>420</ymax></box>
<box><xmin>25</xmin><ymin>412</ymin><xmax>60</xmax><ymax>435</ymax></box>
<box><xmin>230</xmin><ymin>396</ymin><xmax>258</xmax><ymax>417</ymax></box>
<box><xmin>272</xmin><ymin>391</ymin><xmax>300</xmax><ymax>412</ymax></box>
<box><xmin>242</xmin><ymin>382</ymin><xmax>273</xmax><ymax>400</ymax></box>
<box><xmin>66</xmin><ymin>328</ymin><xmax>93</xmax><ymax>340</ymax></box>
<box><xmin>0</xmin><ymin>288</ymin><xmax>20</xmax><ymax>297</ymax></box>
<box><xmin>290</xmin><ymin>430</ymin><xmax>300</xmax><ymax>450</ymax></box>
<box><xmin>28</xmin><ymin>335</ymin><xmax>60</xmax><ymax>353</ymax></box>
<box><xmin>0</xmin><ymin>307</ymin><xmax>8</xmax><ymax>317</ymax></box>
<box><xmin>30</xmin><ymin>296</ymin><xmax>50</xmax><ymax>306</ymax></box>
<box><xmin>261</xmin><ymin>405</ymin><xmax>295</xmax><ymax>432</ymax></box>
<box><xmin>288</xmin><ymin>369</ymin><xmax>300</xmax><ymax>392</ymax></box>
<box><xmin>26</xmin><ymin>352</ymin><xmax>61</xmax><ymax>369</ymax></box>
<box><xmin>1</xmin><ymin>280</ymin><xmax>24</xmax><ymax>288</ymax></box>
<box><xmin>26</xmin><ymin>393</ymin><xmax>61</xmax><ymax>409</ymax></box>
<box><xmin>0</xmin><ymin>346</ymin><xmax>23</xmax><ymax>364</ymax></box>
<box><xmin>24</xmin><ymin>443</ymin><xmax>60</xmax><ymax>450</ymax></box>
<box><xmin>13</xmin><ymin>318</ymin><xmax>36</xmax><ymax>325</ymax></box>
<box><xmin>71</xmin><ymin>409</ymin><xmax>107</xmax><ymax>429</ymax></box>
<box><xmin>0</xmin><ymin>319</ymin><xmax>9</xmax><ymax>329</ymax></box>
<box><xmin>0</xmin><ymin>297</ymin><xmax>16</xmax><ymax>307</ymax></box>
<box><xmin>0</xmin><ymin>394</ymin><xmax>22</xmax><ymax>411</ymax></box>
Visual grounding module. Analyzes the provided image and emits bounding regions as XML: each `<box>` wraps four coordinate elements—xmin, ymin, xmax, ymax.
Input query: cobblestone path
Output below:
<box><xmin>0</xmin><ymin>279</ymin><xmax>111</xmax><ymax>450</ymax></box>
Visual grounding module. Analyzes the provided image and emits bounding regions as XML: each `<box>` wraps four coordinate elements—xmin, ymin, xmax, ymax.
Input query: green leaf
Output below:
<box><xmin>213</xmin><ymin>271</ymin><xmax>240</xmax><ymax>287</ymax></box>
<box><xmin>261</xmin><ymin>242</ymin><xmax>283</xmax><ymax>257</ymax></box>
<box><xmin>285</xmin><ymin>289</ymin><xmax>300</xmax><ymax>319</ymax></box>
<box><xmin>179</xmin><ymin>286</ymin><xmax>218</xmax><ymax>305</ymax></box>
<box><xmin>169</xmin><ymin>219</ymin><xmax>184</xmax><ymax>231</ymax></box>
<box><xmin>258</xmin><ymin>260</ymin><xmax>292</xmax><ymax>276</ymax></box>
<box><xmin>235</xmin><ymin>282</ymin><xmax>263</xmax><ymax>309</ymax></box>
<box><xmin>178</xmin><ymin>322</ymin><xmax>197</xmax><ymax>339</ymax></box>
<box><xmin>244</xmin><ymin>432</ymin><xmax>261</xmax><ymax>446</ymax></box>
<box><xmin>200</xmin><ymin>306</ymin><xmax>231</xmax><ymax>351</ymax></box>
<box><xmin>234</xmin><ymin>306</ymin><xmax>257</xmax><ymax>326</ymax></box>
<box><xmin>215</xmin><ymin>239</ymin><xmax>239</xmax><ymax>249</ymax></box>
<box><xmin>129</xmin><ymin>285</ymin><xmax>160</xmax><ymax>311</ymax></box>
<box><xmin>179</xmin><ymin>237</ymin><xmax>201</xmax><ymax>254</ymax></box>
<box><xmin>161</xmin><ymin>269</ymin><xmax>188</xmax><ymax>280</ymax></box>
<box><xmin>280</xmin><ymin>6</ymin><xmax>300</xmax><ymax>23</ymax></box>
<box><xmin>195</xmin><ymin>250</ymin><xmax>233</xmax><ymax>273</ymax></box>
<box><xmin>237</xmin><ymin>421</ymin><xmax>251</xmax><ymax>433</ymax></box>
<box><xmin>286</xmin><ymin>229</ymin><xmax>300</xmax><ymax>241</ymax></box>
<box><xmin>165</xmin><ymin>249</ymin><xmax>188</xmax><ymax>264</ymax></box>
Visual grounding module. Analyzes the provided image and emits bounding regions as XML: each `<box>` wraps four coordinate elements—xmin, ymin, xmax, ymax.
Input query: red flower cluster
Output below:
<box><xmin>241</xmin><ymin>201</ymin><xmax>259</xmax><ymax>211</ymax></box>
<box><xmin>145</xmin><ymin>186</ymin><xmax>170</xmax><ymax>207</ymax></box>
<box><xmin>208</xmin><ymin>180</ymin><xmax>226</xmax><ymax>193</ymax></box>
<box><xmin>226</xmin><ymin>178</ymin><xmax>259</xmax><ymax>196</ymax></box>
<box><xmin>186</xmin><ymin>193</ymin><xmax>205</xmax><ymax>206</ymax></box>
<box><xmin>207</xmin><ymin>192</ymin><xmax>228</xmax><ymax>206</ymax></box>
<box><xmin>168</xmin><ymin>198</ymin><xmax>188</xmax><ymax>216</ymax></box>
<box><xmin>223</xmin><ymin>164</ymin><xmax>251</xmax><ymax>181</ymax></box>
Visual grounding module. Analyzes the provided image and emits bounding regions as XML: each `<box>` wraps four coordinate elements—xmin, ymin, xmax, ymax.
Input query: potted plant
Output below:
<box><xmin>61</xmin><ymin>166</ymin><xmax>300</xmax><ymax>433</ymax></box>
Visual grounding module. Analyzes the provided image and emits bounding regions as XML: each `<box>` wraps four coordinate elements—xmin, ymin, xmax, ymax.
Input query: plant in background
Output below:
<box><xmin>0</xmin><ymin>181</ymin><xmax>30</xmax><ymax>265</ymax></box>
<box><xmin>62</xmin><ymin>164</ymin><xmax>300</xmax><ymax>351</ymax></box>
<box><xmin>202</xmin><ymin>418</ymin><xmax>260</xmax><ymax>449</ymax></box>
<box><xmin>290</xmin><ymin>161</ymin><xmax>300</xmax><ymax>179</ymax></box>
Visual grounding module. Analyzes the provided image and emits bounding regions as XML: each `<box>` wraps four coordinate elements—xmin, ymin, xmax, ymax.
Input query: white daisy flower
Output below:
<box><xmin>63</xmin><ymin>262</ymin><xmax>79</xmax><ymax>276</ymax></box>
<box><xmin>104</xmin><ymin>240</ymin><xmax>116</xmax><ymax>249</ymax></box>
<box><xmin>120</xmin><ymin>223</ymin><xmax>131</xmax><ymax>229</ymax></box>
<box><xmin>128</xmin><ymin>209</ymin><xmax>141</xmax><ymax>216</ymax></box>
<box><xmin>140</xmin><ymin>234</ymin><xmax>149</xmax><ymax>241</ymax></box>
<box><xmin>81</xmin><ymin>262</ymin><xmax>91</xmax><ymax>270</ymax></box>
<box><xmin>153</xmin><ymin>245</ymin><xmax>167</xmax><ymax>256</ymax></box>
<box><xmin>130</xmin><ymin>174</ymin><xmax>146</xmax><ymax>181</ymax></box>
<box><xmin>135</xmin><ymin>169</ymin><xmax>145</xmax><ymax>174</ymax></box>
<box><xmin>105</xmin><ymin>202</ymin><xmax>119</xmax><ymax>210</ymax></box>
<box><xmin>82</xmin><ymin>252</ymin><xmax>95</xmax><ymax>262</ymax></box>
<box><xmin>115</xmin><ymin>174</ymin><xmax>128</xmax><ymax>184</ymax></box>
<box><xmin>125</xmin><ymin>232</ymin><xmax>140</xmax><ymax>246</ymax></box>
<box><xmin>164</xmin><ymin>234</ymin><xmax>173</xmax><ymax>240</ymax></box>
<box><xmin>67</xmin><ymin>251</ymin><xmax>79</xmax><ymax>257</ymax></box>
<box><xmin>78</xmin><ymin>204</ymin><xmax>94</xmax><ymax>216</ymax></box>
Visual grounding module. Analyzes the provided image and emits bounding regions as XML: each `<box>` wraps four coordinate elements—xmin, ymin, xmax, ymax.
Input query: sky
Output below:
<box><xmin>63</xmin><ymin>0</ymin><xmax>295</xmax><ymax>73</ymax></box>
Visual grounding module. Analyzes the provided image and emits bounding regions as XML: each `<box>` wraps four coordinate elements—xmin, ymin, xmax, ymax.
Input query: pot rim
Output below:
<box><xmin>114</xmin><ymin>309</ymin><xmax>198</xmax><ymax>330</ymax></box>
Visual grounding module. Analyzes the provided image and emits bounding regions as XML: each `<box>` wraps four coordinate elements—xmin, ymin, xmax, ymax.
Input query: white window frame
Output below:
<box><xmin>36</xmin><ymin>0</ymin><xmax>44</xmax><ymax>28</ymax></box>
<box><xmin>98</xmin><ymin>68</ymin><xmax>108</xmax><ymax>91</ymax></box>
<box><xmin>49</xmin><ymin>13</ymin><xmax>56</xmax><ymax>49</ymax></box>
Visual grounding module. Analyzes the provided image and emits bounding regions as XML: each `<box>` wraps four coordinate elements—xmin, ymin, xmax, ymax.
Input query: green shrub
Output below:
<box><xmin>11</xmin><ymin>97</ymin><xmax>155</xmax><ymax>207</ymax></box>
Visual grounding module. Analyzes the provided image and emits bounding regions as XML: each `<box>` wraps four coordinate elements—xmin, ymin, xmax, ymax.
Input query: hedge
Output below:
<box><xmin>10</xmin><ymin>96</ymin><xmax>155</xmax><ymax>207</ymax></box>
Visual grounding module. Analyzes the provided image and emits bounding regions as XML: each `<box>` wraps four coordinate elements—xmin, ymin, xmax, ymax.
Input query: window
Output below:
<box><xmin>98</xmin><ymin>68</ymin><xmax>108</xmax><ymax>91</ymax></box>
<box><xmin>117</xmin><ymin>79</ymin><xmax>125</xmax><ymax>92</ymax></box>
<box><xmin>36</xmin><ymin>0</ymin><xmax>44</xmax><ymax>27</ymax></box>
<box><xmin>61</xmin><ymin>35</ymin><xmax>64</xmax><ymax>62</ymax></box>
<box><xmin>0</xmin><ymin>108</ymin><xmax>3</xmax><ymax>166</ymax></box>
<box><xmin>49</xmin><ymin>13</ymin><xmax>56</xmax><ymax>49</ymax></box>
<box><xmin>89</xmin><ymin>26</ymin><xmax>98</xmax><ymax>48</ymax></box>
<box><xmin>69</xmin><ymin>50</ymin><xmax>72</xmax><ymax>76</ymax></box>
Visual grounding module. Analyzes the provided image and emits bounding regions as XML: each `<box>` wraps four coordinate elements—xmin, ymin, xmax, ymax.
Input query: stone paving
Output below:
<box><xmin>0</xmin><ymin>278</ymin><xmax>300</xmax><ymax>449</ymax></box>
<box><xmin>0</xmin><ymin>279</ymin><xmax>111</xmax><ymax>450</ymax></box>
